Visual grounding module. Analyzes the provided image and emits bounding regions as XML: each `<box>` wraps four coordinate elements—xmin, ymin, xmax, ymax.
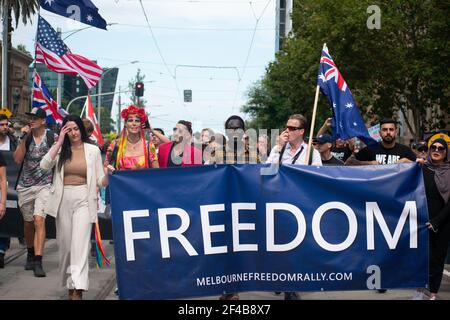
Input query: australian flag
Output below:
<box><xmin>317</xmin><ymin>45</ymin><xmax>376</xmax><ymax>146</ymax></box>
<box><xmin>32</xmin><ymin>70</ymin><xmax>68</xmax><ymax>125</ymax></box>
<box><xmin>39</xmin><ymin>0</ymin><xmax>107</xmax><ymax>30</ymax></box>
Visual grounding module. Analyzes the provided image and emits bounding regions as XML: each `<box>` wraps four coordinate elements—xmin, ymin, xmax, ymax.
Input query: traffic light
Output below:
<box><xmin>183</xmin><ymin>89</ymin><xmax>192</xmax><ymax>102</ymax></box>
<box><xmin>135</xmin><ymin>82</ymin><xmax>144</xmax><ymax>97</ymax></box>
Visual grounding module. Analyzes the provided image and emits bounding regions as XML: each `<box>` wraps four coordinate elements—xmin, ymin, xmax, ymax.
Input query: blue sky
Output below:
<box><xmin>11</xmin><ymin>0</ymin><xmax>276</xmax><ymax>134</ymax></box>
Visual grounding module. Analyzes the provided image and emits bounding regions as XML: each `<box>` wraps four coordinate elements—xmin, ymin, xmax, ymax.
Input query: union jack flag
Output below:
<box><xmin>32</xmin><ymin>70</ymin><xmax>68</xmax><ymax>125</ymax></box>
<box><xmin>317</xmin><ymin>45</ymin><xmax>376</xmax><ymax>146</ymax></box>
<box><xmin>35</xmin><ymin>15</ymin><xmax>102</xmax><ymax>89</ymax></box>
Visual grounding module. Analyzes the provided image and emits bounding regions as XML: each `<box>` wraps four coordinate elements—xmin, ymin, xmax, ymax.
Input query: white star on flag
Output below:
<box><xmin>318</xmin><ymin>73</ymin><xmax>327</xmax><ymax>82</ymax></box>
<box><xmin>87</xmin><ymin>15</ymin><xmax>93</xmax><ymax>22</ymax></box>
<box><xmin>333</xmin><ymin>103</ymin><xmax>337</xmax><ymax>109</ymax></box>
<box><xmin>345</xmin><ymin>102</ymin><xmax>353</xmax><ymax>109</ymax></box>
<box><xmin>353</xmin><ymin>122</ymin><xmax>357</xmax><ymax>126</ymax></box>
<box><xmin>45</xmin><ymin>0</ymin><xmax>55</xmax><ymax>6</ymax></box>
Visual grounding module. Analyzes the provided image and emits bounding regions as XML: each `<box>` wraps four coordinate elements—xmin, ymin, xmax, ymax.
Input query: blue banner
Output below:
<box><xmin>109</xmin><ymin>164</ymin><xmax>429</xmax><ymax>300</ymax></box>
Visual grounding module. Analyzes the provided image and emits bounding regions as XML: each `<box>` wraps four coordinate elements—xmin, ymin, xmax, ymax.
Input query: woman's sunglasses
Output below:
<box><xmin>430</xmin><ymin>145</ymin><xmax>445</xmax><ymax>152</ymax></box>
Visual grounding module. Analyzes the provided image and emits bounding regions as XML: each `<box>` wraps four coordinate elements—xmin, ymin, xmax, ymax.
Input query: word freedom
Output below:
<box><xmin>123</xmin><ymin>201</ymin><xmax>418</xmax><ymax>261</ymax></box>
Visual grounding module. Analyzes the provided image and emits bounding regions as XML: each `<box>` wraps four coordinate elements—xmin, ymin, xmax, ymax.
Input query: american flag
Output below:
<box><xmin>32</xmin><ymin>70</ymin><xmax>68</xmax><ymax>125</ymax></box>
<box><xmin>35</xmin><ymin>15</ymin><xmax>103</xmax><ymax>89</ymax></box>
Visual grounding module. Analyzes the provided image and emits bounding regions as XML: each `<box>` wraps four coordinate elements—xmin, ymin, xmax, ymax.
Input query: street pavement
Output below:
<box><xmin>1</xmin><ymin>238</ymin><xmax>449</xmax><ymax>300</ymax></box>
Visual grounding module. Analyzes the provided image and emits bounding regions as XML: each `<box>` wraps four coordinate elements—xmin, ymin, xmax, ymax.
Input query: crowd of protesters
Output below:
<box><xmin>0</xmin><ymin>105</ymin><xmax>449</xmax><ymax>301</ymax></box>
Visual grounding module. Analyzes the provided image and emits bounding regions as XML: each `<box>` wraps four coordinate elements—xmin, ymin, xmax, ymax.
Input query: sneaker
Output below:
<box><xmin>412</xmin><ymin>291</ymin><xmax>424</xmax><ymax>300</ymax></box>
<box><xmin>284</xmin><ymin>292</ymin><xmax>300</xmax><ymax>300</ymax></box>
<box><xmin>429</xmin><ymin>294</ymin><xmax>437</xmax><ymax>300</ymax></box>
<box><xmin>0</xmin><ymin>253</ymin><xmax>4</xmax><ymax>268</ymax></box>
<box><xmin>24</xmin><ymin>254</ymin><xmax>34</xmax><ymax>270</ymax></box>
<box><xmin>33</xmin><ymin>260</ymin><xmax>46</xmax><ymax>277</ymax></box>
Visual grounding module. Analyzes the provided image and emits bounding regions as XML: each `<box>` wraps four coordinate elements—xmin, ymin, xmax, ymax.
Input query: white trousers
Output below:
<box><xmin>56</xmin><ymin>185</ymin><xmax>92</xmax><ymax>290</ymax></box>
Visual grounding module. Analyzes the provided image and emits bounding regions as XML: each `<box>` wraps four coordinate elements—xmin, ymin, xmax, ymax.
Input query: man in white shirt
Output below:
<box><xmin>0</xmin><ymin>115</ymin><xmax>17</xmax><ymax>151</ymax></box>
<box><xmin>267</xmin><ymin>114</ymin><xmax>322</xmax><ymax>166</ymax></box>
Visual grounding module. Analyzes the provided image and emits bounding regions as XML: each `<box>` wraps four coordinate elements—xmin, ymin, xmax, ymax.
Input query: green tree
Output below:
<box><xmin>100</xmin><ymin>105</ymin><xmax>115</xmax><ymax>134</ymax></box>
<box><xmin>0</xmin><ymin>0</ymin><xmax>39</xmax><ymax>49</ymax></box>
<box><xmin>17</xmin><ymin>43</ymin><xmax>31</xmax><ymax>55</ymax></box>
<box><xmin>128</xmin><ymin>69</ymin><xmax>147</xmax><ymax>108</ymax></box>
<box><xmin>244</xmin><ymin>0</ymin><xmax>450</xmax><ymax>139</ymax></box>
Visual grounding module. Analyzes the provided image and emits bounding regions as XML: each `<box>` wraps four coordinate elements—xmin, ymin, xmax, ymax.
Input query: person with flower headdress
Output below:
<box><xmin>104</xmin><ymin>105</ymin><xmax>159</xmax><ymax>171</ymax></box>
<box><xmin>412</xmin><ymin>138</ymin><xmax>450</xmax><ymax>300</ymax></box>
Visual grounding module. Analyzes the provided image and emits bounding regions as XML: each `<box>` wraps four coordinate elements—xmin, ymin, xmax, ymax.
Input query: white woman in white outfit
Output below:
<box><xmin>40</xmin><ymin>115</ymin><xmax>109</xmax><ymax>300</ymax></box>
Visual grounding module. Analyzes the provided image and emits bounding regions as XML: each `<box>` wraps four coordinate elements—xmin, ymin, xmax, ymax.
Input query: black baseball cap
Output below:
<box><xmin>25</xmin><ymin>107</ymin><xmax>46</xmax><ymax>119</ymax></box>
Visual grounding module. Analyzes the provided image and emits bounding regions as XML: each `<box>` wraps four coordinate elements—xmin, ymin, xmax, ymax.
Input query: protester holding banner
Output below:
<box><xmin>413</xmin><ymin>138</ymin><xmax>450</xmax><ymax>300</ymax></box>
<box><xmin>267</xmin><ymin>114</ymin><xmax>322</xmax><ymax>166</ymax></box>
<box><xmin>355</xmin><ymin>119</ymin><xmax>416</xmax><ymax>165</ymax></box>
<box><xmin>40</xmin><ymin>115</ymin><xmax>109</xmax><ymax>300</ymax></box>
<box><xmin>158</xmin><ymin>120</ymin><xmax>202</xmax><ymax>167</ymax></box>
<box><xmin>13</xmin><ymin>108</ymin><xmax>55</xmax><ymax>278</ymax></box>
<box><xmin>314</xmin><ymin>134</ymin><xmax>344</xmax><ymax>166</ymax></box>
<box><xmin>105</xmin><ymin>105</ymin><xmax>159</xmax><ymax>171</ymax></box>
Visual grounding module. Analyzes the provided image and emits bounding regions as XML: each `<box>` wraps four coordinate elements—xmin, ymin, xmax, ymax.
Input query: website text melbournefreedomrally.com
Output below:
<box><xmin>196</xmin><ymin>272</ymin><xmax>353</xmax><ymax>287</ymax></box>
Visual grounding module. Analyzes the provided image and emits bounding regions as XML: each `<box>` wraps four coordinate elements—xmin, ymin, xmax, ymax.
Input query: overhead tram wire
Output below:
<box><xmin>232</xmin><ymin>0</ymin><xmax>273</xmax><ymax>111</ymax></box>
<box><xmin>138</xmin><ymin>0</ymin><xmax>185</xmax><ymax>108</ymax></box>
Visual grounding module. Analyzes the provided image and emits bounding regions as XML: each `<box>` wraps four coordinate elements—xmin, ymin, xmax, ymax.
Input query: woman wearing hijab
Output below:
<box><xmin>413</xmin><ymin>138</ymin><xmax>450</xmax><ymax>300</ymax></box>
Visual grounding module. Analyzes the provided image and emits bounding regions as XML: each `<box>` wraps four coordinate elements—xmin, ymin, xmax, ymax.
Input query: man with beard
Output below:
<box><xmin>355</xmin><ymin>118</ymin><xmax>416</xmax><ymax>165</ymax></box>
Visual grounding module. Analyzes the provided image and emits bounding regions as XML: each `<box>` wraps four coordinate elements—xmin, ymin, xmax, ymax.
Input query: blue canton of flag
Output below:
<box><xmin>317</xmin><ymin>45</ymin><xmax>376</xmax><ymax>146</ymax></box>
<box><xmin>39</xmin><ymin>0</ymin><xmax>107</xmax><ymax>30</ymax></box>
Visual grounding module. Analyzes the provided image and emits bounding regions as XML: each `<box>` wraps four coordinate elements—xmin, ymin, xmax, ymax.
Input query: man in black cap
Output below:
<box><xmin>13</xmin><ymin>107</ymin><xmax>55</xmax><ymax>277</ymax></box>
<box><xmin>315</xmin><ymin>134</ymin><xmax>344</xmax><ymax>166</ymax></box>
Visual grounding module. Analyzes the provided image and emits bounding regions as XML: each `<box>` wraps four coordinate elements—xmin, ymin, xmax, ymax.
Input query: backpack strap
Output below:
<box><xmin>15</xmin><ymin>130</ymin><xmax>55</xmax><ymax>190</ymax></box>
<box><xmin>278</xmin><ymin>144</ymin><xmax>287</xmax><ymax>164</ymax></box>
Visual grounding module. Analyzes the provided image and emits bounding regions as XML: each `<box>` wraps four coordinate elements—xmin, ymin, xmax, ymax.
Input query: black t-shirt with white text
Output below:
<box><xmin>331</xmin><ymin>146</ymin><xmax>352</xmax><ymax>162</ymax></box>
<box><xmin>356</xmin><ymin>142</ymin><xmax>416</xmax><ymax>164</ymax></box>
<box><xmin>322</xmin><ymin>156</ymin><xmax>344</xmax><ymax>166</ymax></box>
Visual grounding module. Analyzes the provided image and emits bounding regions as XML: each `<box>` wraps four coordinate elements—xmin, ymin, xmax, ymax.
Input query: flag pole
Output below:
<box><xmin>80</xmin><ymin>95</ymin><xmax>88</xmax><ymax>118</ymax></box>
<box><xmin>305</xmin><ymin>43</ymin><xmax>326</xmax><ymax>165</ymax></box>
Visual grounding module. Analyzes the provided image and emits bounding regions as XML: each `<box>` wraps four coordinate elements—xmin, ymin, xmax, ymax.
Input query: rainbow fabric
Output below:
<box><xmin>94</xmin><ymin>223</ymin><xmax>110</xmax><ymax>268</ymax></box>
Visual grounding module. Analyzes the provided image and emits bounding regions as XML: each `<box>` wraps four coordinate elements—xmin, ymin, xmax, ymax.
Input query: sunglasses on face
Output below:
<box><xmin>430</xmin><ymin>145</ymin><xmax>445</xmax><ymax>152</ymax></box>
<box><xmin>286</xmin><ymin>126</ymin><xmax>302</xmax><ymax>131</ymax></box>
<box><xmin>417</xmin><ymin>147</ymin><xmax>428</xmax><ymax>152</ymax></box>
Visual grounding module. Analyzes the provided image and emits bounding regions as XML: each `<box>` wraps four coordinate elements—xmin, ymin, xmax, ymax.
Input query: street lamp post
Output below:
<box><xmin>54</xmin><ymin>23</ymin><xmax>118</xmax><ymax>108</ymax></box>
<box><xmin>97</xmin><ymin>60</ymin><xmax>138</xmax><ymax>131</ymax></box>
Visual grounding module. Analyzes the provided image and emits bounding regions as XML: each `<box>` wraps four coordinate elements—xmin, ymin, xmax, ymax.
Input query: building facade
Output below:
<box><xmin>29</xmin><ymin>64</ymin><xmax>118</xmax><ymax>112</ymax></box>
<box><xmin>275</xmin><ymin>0</ymin><xmax>294</xmax><ymax>52</ymax></box>
<box><xmin>0</xmin><ymin>44</ymin><xmax>34</xmax><ymax>116</ymax></box>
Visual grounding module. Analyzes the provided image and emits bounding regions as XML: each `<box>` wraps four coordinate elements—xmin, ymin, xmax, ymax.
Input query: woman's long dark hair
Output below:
<box><xmin>57</xmin><ymin>115</ymin><xmax>89</xmax><ymax>171</ymax></box>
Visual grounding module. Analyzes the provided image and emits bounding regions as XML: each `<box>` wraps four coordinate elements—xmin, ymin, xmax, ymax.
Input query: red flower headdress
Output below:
<box><xmin>117</xmin><ymin>105</ymin><xmax>149</xmax><ymax>169</ymax></box>
<box><xmin>121</xmin><ymin>105</ymin><xmax>147</xmax><ymax>123</ymax></box>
